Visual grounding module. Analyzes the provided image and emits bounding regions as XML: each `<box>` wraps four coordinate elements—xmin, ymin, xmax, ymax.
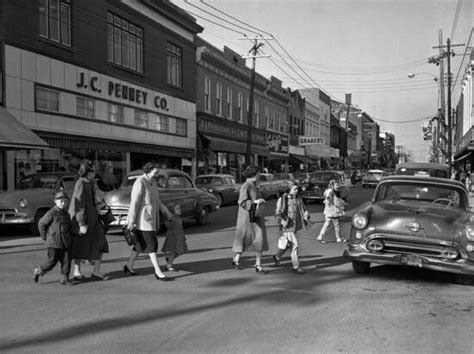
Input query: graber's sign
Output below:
<box><xmin>298</xmin><ymin>136</ymin><xmax>325</xmax><ymax>146</ymax></box>
<box><xmin>76</xmin><ymin>72</ymin><xmax>169</xmax><ymax>111</ymax></box>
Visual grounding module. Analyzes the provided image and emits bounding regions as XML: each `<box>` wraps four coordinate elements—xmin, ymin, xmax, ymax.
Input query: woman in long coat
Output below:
<box><xmin>69</xmin><ymin>160</ymin><xmax>109</xmax><ymax>280</ymax></box>
<box><xmin>125</xmin><ymin>162</ymin><xmax>173</xmax><ymax>281</ymax></box>
<box><xmin>232</xmin><ymin>165</ymin><xmax>268</xmax><ymax>273</ymax></box>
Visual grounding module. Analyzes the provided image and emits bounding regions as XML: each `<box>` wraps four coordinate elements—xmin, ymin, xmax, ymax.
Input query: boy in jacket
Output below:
<box><xmin>33</xmin><ymin>191</ymin><xmax>73</xmax><ymax>285</ymax></box>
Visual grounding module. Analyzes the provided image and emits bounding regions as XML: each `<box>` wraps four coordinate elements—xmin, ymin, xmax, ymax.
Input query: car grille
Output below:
<box><xmin>370</xmin><ymin>234</ymin><xmax>454</xmax><ymax>258</ymax></box>
<box><xmin>110</xmin><ymin>207</ymin><xmax>129</xmax><ymax>217</ymax></box>
<box><xmin>0</xmin><ymin>208</ymin><xmax>17</xmax><ymax>216</ymax></box>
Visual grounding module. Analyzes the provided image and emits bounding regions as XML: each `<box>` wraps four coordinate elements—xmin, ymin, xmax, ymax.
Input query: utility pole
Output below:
<box><xmin>431</xmin><ymin>36</ymin><xmax>464</xmax><ymax>176</ymax></box>
<box><xmin>344</xmin><ymin>93</ymin><xmax>351</xmax><ymax>169</ymax></box>
<box><xmin>240</xmin><ymin>36</ymin><xmax>271</xmax><ymax>167</ymax></box>
<box><xmin>437</xmin><ymin>29</ymin><xmax>446</xmax><ymax>164</ymax></box>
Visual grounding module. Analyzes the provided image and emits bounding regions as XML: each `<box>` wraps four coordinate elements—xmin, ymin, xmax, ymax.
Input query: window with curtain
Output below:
<box><xmin>167</xmin><ymin>43</ymin><xmax>182</xmax><ymax>87</ymax></box>
<box><xmin>134</xmin><ymin>109</ymin><xmax>148</xmax><ymax>128</ymax></box>
<box><xmin>227</xmin><ymin>87</ymin><xmax>232</xmax><ymax>120</ymax></box>
<box><xmin>39</xmin><ymin>0</ymin><xmax>71</xmax><ymax>46</ymax></box>
<box><xmin>216</xmin><ymin>82</ymin><xmax>222</xmax><ymax>116</ymax></box>
<box><xmin>108</xmin><ymin>103</ymin><xmax>123</xmax><ymax>124</ymax></box>
<box><xmin>204</xmin><ymin>77</ymin><xmax>211</xmax><ymax>112</ymax></box>
<box><xmin>176</xmin><ymin>118</ymin><xmax>187</xmax><ymax>136</ymax></box>
<box><xmin>107</xmin><ymin>12</ymin><xmax>143</xmax><ymax>73</ymax></box>
<box><xmin>155</xmin><ymin>115</ymin><xmax>169</xmax><ymax>132</ymax></box>
<box><xmin>237</xmin><ymin>92</ymin><xmax>243</xmax><ymax>123</ymax></box>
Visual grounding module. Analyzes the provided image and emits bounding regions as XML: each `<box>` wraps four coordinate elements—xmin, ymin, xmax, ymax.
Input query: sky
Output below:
<box><xmin>171</xmin><ymin>0</ymin><xmax>473</xmax><ymax>162</ymax></box>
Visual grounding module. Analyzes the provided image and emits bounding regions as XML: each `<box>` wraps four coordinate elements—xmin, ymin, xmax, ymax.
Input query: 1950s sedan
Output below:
<box><xmin>195</xmin><ymin>174</ymin><xmax>240</xmax><ymax>206</ymax></box>
<box><xmin>347</xmin><ymin>175</ymin><xmax>474</xmax><ymax>284</ymax></box>
<box><xmin>0</xmin><ymin>172</ymin><xmax>77</xmax><ymax>234</ymax></box>
<box><xmin>103</xmin><ymin>169</ymin><xmax>220</xmax><ymax>227</ymax></box>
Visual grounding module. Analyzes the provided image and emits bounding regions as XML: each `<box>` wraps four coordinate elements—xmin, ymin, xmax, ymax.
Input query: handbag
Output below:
<box><xmin>122</xmin><ymin>225</ymin><xmax>137</xmax><ymax>246</ymax></box>
<box><xmin>99</xmin><ymin>205</ymin><xmax>116</xmax><ymax>225</ymax></box>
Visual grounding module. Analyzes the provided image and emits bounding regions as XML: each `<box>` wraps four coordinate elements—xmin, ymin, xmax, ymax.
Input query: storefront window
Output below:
<box><xmin>13</xmin><ymin>148</ymin><xmax>127</xmax><ymax>192</ymax></box>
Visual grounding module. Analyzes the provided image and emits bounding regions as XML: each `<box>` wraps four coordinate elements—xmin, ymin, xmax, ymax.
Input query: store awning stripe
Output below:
<box><xmin>36</xmin><ymin>131</ymin><xmax>194</xmax><ymax>158</ymax></box>
<box><xmin>289</xmin><ymin>154</ymin><xmax>313</xmax><ymax>164</ymax></box>
<box><xmin>0</xmin><ymin>107</ymin><xmax>49</xmax><ymax>149</ymax></box>
<box><xmin>454</xmin><ymin>151</ymin><xmax>472</xmax><ymax>162</ymax></box>
<box><xmin>201</xmin><ymin>135</ymin><xmax>269</xmax><ymax>156</ymax></box>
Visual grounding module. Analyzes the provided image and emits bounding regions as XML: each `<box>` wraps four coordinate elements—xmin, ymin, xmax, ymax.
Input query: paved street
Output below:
<box><xmin>1</xmin><ymin>186</ymin><xmax>473</xmax><ymax>353</ymax></box>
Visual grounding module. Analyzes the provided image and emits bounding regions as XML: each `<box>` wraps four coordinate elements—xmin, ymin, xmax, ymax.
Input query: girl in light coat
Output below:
<box><xmin>316</xmin><ymin>180</ymin><xmax>347</xmax><ymax>243</ymax></box>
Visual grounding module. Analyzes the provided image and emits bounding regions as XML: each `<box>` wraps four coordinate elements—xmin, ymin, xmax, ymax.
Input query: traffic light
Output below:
<box><xmin>422</xmin><ymin>123</ymin><xmax>432</xmax><ymax>141</ymax></box>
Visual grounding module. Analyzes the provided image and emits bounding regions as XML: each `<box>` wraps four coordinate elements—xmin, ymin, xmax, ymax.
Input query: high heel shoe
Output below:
<box><xmin>123</xmin><ymin>265</ymin><xmax>137</xmax><ymax>276</ymax></box>
<box><xmin>232</xmin><ymin>261</ymin><xmax>243</xmax><ymax>270</ymax></box>
<box><xmin>154</xmin><ymin>273</ymin><xmax>173</xmax><ymax>281</ymax></box>
<box><xmin>255</xmin><ymin>265</ymin><xmax>267</xmax><ymax>274</ymax></box>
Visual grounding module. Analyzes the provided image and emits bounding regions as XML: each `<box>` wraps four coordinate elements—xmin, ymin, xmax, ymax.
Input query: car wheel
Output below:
<box><xmin>352</xmin><ymin>260</ymin><xmax>370</xmax><ymax>274</ymax></box>
<box><xmin>216</xmin><ymin>194</ymin><xmax>223</xmax><ymax>206</ymax></box>
<box><xmin>29</xmin><ymin>209</ymin><xmax>47</xmax><ymax>235</ymax></box>
<box><xmin>196</xmin><ymin>206</ymin><xmax>209</xmax><ymax>225</ymax></box>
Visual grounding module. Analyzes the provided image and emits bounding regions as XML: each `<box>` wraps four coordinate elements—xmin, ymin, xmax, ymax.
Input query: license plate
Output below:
<box><xmin>401</xmin><ymin>254</ymin><xmax>423</xmax><ymax>268</ymax></box>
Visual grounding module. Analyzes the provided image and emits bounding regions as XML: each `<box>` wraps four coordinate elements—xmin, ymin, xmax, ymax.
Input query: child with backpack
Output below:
<box><xmin>316</xmin><ymin>180</ymin><xmax>347</xmax><ymax>243</ymax></box>
<box><xmin>272</xmin><ymin>182</ymin><xmax>310</xmax><ymax>274</ymax></box>
<box><xmin>33</xmin><ymin>191</ymin><xmax>73</xmax><ymax>285</ymax></box>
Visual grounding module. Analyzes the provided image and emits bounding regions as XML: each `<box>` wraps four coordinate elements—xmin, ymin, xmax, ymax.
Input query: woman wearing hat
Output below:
<box><xmin>69</xmin><ymin>160</ymin><xmax>109</xmax><ymax>280</ymax></box>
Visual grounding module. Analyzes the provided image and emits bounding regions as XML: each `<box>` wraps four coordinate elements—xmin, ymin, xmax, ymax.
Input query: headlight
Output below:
<box><xmin>19</xmin><ymin>198</ymin><xmax>28</xmax><ymax>208</ymax></box>
<box><xmin>464</xmin><ymin>225</ymin><xmax>474</xmax><ymax>241</ymax></box>
<box><xmin>352</xmin><ymin>213</ymin><xmax>368</xmax><ymax>230</ymax></box>
<box><xmin>301</xmin><ymin>186</ymin><xmax>307</xmax><ymax>191</ymax></box>
<box><xmin>208</xmin><ymin>188</ymin><xmax>214</xmax><ymax>193</ymax></box>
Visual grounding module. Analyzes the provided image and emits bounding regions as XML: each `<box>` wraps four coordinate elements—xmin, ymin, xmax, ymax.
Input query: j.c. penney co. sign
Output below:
<box><xmin>76</xmin><ymin>71</ymin><xmax>169</xmax><ymax>112</ymax></box>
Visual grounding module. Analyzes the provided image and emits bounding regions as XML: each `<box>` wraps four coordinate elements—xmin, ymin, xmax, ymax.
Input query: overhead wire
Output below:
<box><xmin>450</xmin><ymin>0</ymin><xmax>463</xmax><ymax>40</ymax></box>
<box><xmin>451</xmin><ymin>27</ymin><xmax>473</xmax><ymax>93</ymax></box>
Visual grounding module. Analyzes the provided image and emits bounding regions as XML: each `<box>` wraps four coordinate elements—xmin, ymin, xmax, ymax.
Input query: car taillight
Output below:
<box><xmin>464</xmin><ymin>225</ymin><xmax>474</xmax><ymax>241</ymax></box>
<box><xmin>352</xmin><ymin>213</ymin><xmax>368</xmax><ymax>229</ymax></box>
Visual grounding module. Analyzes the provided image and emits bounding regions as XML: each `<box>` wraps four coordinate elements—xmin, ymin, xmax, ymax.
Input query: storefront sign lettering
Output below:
<box><xmin>298</xmin><ymin>136</ymin><xmax>324</xmax><ymax>145</ymax></box>
<box><xmin>77</xmin><ymin>71</ymin><xmax>168</xmax><ymax>111</ymax></box>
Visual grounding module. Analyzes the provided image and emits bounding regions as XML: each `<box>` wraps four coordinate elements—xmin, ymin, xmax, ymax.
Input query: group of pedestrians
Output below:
<box><xmin>32</xmin><ymin>161</ymin><xmax>346</xmax><ymax>285</ymax></box>
<box><xmin>231</xmin><ymin>164</ymin><xmax>347</xmax><ymax>275</ymax></box>
<box><xmin>33</xmin><ymin>160</ymin><xmax>187</xmax><ymax>285</ymax></box>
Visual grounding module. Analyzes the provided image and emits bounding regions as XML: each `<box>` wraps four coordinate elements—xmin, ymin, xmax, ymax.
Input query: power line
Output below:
<box><xmin>451</xmin><ymin>27</ymin><xmax>473</xmax><ymax>93</ymax></box>
<box><xmin>450</xmin><ymin>0</ymin><xmax>463</xmax><ymax>40</ymax></box>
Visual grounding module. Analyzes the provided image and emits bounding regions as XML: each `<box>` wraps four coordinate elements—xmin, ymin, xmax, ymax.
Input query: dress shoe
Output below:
<box><xmin>123</xmin><ymin>265</ymin><xmax>137</xmax><ymax>276</ymax></box>
<box><xmin>231</xmin><ymin>261</ymin><xmax>243</xmax><ymax>270</ymax></box>
<box><xmin>272</xmin><ymin>255</ymin><xmax>281</xmax><ymax>267</ymax></box>
<box><xmin>91</xmin><ymin>272</ymin><xmax>110</xmax><ymax>281</ymax></box>
<box><xmin>292</xmin><ymin>268</ymin><xmax>305</xmax><ymax>275</ymax></box>
<box><xmin>33</xmin><ymin>267</ymin><xmax>41</xmax><ymax>283</ymax></box>
<box><xmin>154</xmin><ymin>273</ymin><xmax>173</xmax><ymax>281</ymax></box>
<box><xmin>255</xmin><ymin>265</ymin><xmax>267</xmax><ymax>274</ymax></box>
<box><xmin>71</xmin><ymin>274</ymin><xmax>85</xmax><ymax>281</ymax></box>
<box><xmin>166</xmin><ymin>265</ymin><xmax>179</xmax><ymax>272</ymax></box>
<box><xmin>59</xmin><ymin>278</ymin><xmax>76</xmax><ymax>285</ymax></box>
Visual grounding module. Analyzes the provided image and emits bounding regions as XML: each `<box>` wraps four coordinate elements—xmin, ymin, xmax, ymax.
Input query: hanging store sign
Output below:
<box><xmin>298</xmin><ymin>136</ymin><xmax>325</xmax><ymax>145</ymax></box>
<box><xmin>267</xmin><ymin>132</ymin><xmax>289</xmax><ymax>154</ymax></box>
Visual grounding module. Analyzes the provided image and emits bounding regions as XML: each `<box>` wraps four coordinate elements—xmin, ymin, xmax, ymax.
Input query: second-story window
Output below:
<box><xmin>176</xmin><ymin>118</ymin><xmax>187</xmax><ymax>136</ymax></box>
<box><xmin>254</xmin><ymin>101</ymin><xmax>259</xmax><ymax>127</ymax></box>
<box><xmin>39</xmin><ymin>0</ymin><xmax>71</xmax><ymax>46</ymax></box>
<box><xmin>204</xmin><ymin>77</ymin><xmax>211</xmax><ymax>112</ymax></box>
<box><xmin>237</xmin><ymin>92</ymin><xmax>243</xmax><ymax>123</ymax></box>
<box><xmin>167</xmin><ymin>43</ymin><xmax>182</xmax><ymax>87</ymax></box>
<box><xmin>227</xmin><ymin>87</ymin><xmax>232</xmax><ymax>120</ymax></box>
<box><xmin>155</xmin><ymin>115</ymin><xmax>169</xmax><ymax>132</ymax></box>
<box><xmin>107</xmin><ymin>13</ymin><xmax>143</xmax><ymax>73</ymax></box>
<box><xmin>76</xmin><ymin>96</ymin><xmax>95</xmax><ymax>118</ymax></box>
<box><xmin>134</xmin><ymin>109</ymin><xmax>148</xmax><ymax>128</ymax></box>
<box><xmin>36</xmin><ymin>87</ymin><xmax>60</xmax><ymax>112</ymax></box>
<box><xmin>265</xmin><ymin>106</ymin><xmax>270</xmax><ymax>128</ymax></box>
<box><xmin>216</xmin><ymin>83</ymin><xmax>222</xmax><ymax>116</ymax></box>
<box><xmin>108</xmin><ymin>103</ymin><xmax>123</xmax><ymax>124</ymax></box>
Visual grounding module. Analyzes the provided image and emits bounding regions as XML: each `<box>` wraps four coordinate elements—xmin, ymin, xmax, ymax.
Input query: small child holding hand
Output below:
<box><xmin>33</xmin><ymin>191</ymin><xmax>73</xmax><ymax>285</ymax></box>
<box><xmin>161</xmin><ymin>204</ymin><xmax>188</xmax><ymax>271</ymax></box>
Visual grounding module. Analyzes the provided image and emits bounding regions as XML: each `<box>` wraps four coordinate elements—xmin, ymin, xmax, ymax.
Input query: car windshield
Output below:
<box><xmin>367</xmin><ymin>172</ymin><xmax>384</xmax><ymax>177</ymax></box>
<box><xmin>17</xmin><ymin>175</ymin><xmax>58</xmax><ymax>189</ymax></box>
<box><xmin>396</xmin><ymin>168</ymin><xmax>449</xmax><ymax>178</ymax></box>
<box><xmin>196</xmin><ymin>177</ymin><xmax>223</xmax><ymax>185</ymax></box>
<box><xmin>312</xmin><ymin>172</ymin><xmax>339</xmax><ymax>182</ymax></box>
<box><xmin>376</xmin><ymin>182</ymin><xmax>467</xmax><ymax>208</ymax></box>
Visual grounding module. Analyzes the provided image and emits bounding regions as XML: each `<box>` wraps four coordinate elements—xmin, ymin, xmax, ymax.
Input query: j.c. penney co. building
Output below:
<box><xmin>0</xmin><ymin>0</ymin><xmax>202</xmax><ymax>191</ymax></box>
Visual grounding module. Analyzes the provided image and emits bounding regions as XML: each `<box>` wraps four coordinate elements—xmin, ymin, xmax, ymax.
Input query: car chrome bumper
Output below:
<box><xmin>0</xmin><ymin>213</ymin><xmax>34</xmax><ymax>225</ymax></box>
<box><xmin>348</xmin><ymin>246</ymin><xmax>474</xmax><ymax>275</ymax></box>
<box><xmin>299</xmin><ymin>192</ymin><xmax>323</xmax><ymax>200</ymax></box>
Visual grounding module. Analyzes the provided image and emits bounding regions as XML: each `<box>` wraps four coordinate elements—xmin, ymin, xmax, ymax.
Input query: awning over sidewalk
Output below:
<box><xmin>201</xmin><ymin>135</ymin><xmax>268</xmax><ymax>156</ymax></box>
<box><xmin>289</xmin><ymin>154</ymin><xmax>314</xmax><ymax>165</ymax></box>
<box><xmin>0</xmin><ymin>107</ymin><xmax>49</xmax><ymax>149</ymax></box>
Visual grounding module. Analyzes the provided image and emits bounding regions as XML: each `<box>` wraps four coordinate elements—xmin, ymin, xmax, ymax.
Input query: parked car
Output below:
<box><xmin>103</xmin><ymin>169</ymin><xmax>220</xmax><ymax>227</ymax></box>
<box><xmin>273</xmin><ymin>172</ymin><xmax>295</xmax><ymax>181</ymax></box>
<box><xmin>347</xmin><ymin>175</ymin><xmax>474</xmax><ymax>284</ymax></box>
<box><xmin>256</xmin><ymin>173</ymin><xmax>291</xmax><ymax>199</ymax></box>
<box><xmin>361</xmin><ymin>169</ymin><xmax>386</xmax><ymax>188</ymax></box>
<box><xmin>300</xmin><ymin>170</ymin><xmax>350</xmax><ymax>203</ymax></box>
<box><xmin>195</xmin><ymin>174</ymin><xmax>241</xmax><ymax>206</ymax></box>
<box><xmin>293</xmin><ymin>172</ymin><xmax>312</xmax><ymax>184</ymax></box>
<box><xmin>0</xmin><ymin>172</ymin><xmax>77</xmax><ymax>234</ymax></box>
